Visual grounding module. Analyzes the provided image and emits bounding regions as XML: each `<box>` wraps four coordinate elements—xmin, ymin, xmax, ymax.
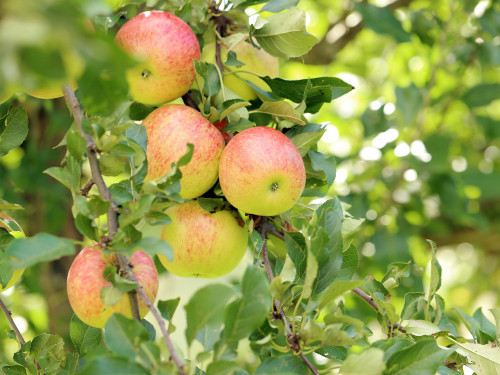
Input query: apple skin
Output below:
<box><xmin>219</xmin><ymin>127</ymin><xmax>306</xmax><ymax>216</ymax></box>
<box><xmin>0</xmin><ymin>231</ymin><xmax>25</xmax><ymax>293</ymax></box>
<box><xmin>143</xmin><ymin>104</ymin><xmax>225</xmax><ymax>199</ymax></box>
<box><xmin>158</xmin><ymin>201</ymin><xmax>248</xmax><ymax>278</ymax></box>
<box><xmin>201</xmin><ymin>40</ymin><xmax>279</xmax><ymax>101</ymax></box>
<box><xmin>67</xmin><ymin>247</ymin><xmax>159</xmax><ymax>328</ymax></box>
<box><xmin>115</xmin><ymin>11</ymin><xmax>200</xmax><ymax>105</ymax></box>
<box><xmin>0</xmin><ymin>91</ymin><xmax>13</xmax><ymax>105</ymax></box>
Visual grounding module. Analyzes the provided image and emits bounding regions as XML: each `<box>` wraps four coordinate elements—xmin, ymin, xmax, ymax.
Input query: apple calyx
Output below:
<box><xmin>142</xmin><ymin>70</ymin><xmax>151</xmax><ymax>78</ymax></box>
<box><xmin>270</xmin><ymin>182</ymin><xmax>279</xmax><ymax>192</ymax></box>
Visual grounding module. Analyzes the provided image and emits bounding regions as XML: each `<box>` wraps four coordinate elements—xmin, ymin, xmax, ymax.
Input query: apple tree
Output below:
<box><xmin>0</xmin><ymin>0</ymin><xmax>499</xmax><ymax>374</ymax></box>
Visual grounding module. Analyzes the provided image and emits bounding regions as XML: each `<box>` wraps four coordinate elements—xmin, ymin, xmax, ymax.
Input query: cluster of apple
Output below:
<box><xmin>63</xmin><ymin>10</ymin><xmax>306</xmax><ymax>328</ymax></box>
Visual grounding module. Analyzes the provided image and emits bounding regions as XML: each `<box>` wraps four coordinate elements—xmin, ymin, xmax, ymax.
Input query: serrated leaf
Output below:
<box><xmin>99</xmin><ymin>154</ymin><xmax>124</xmax><ymax>177</ymax></box>
<box><xmin>1</xmin><ymin>365</ymin><xmax>27</xmax><ymax>375</ymax></box>
<box><xmin>0</xmin><ymin>106</ymin><xmax>29</xmax><ymax>157</ymax></box>
<box><xmin>104</xmin><ymin>314</ymin><xmax>149</xmax><ymax>358</ymax></box>
<box><xmin>125</xmin><ymin>124</ymin><xmax>148</xmax><ymax>152</ymax></box>
<box><xmin>185</xmin><ymin>284</ymin><xmax>236</xmax><ymax>346</ymax></box>
<box><xmin>254</xmin><ymin>355</ymin><xmax>309</xmax><ymax>374</ymax></box>
<box><xmin>145</xmin><ymin>212</ymin><xmax>171</xmax><ymax>226</ymax></box>
<box><xmin>224</xmin><ymin>266</ymin><xmax>271</xmax><ymax>344</ymax></box>
<box><xmin>454</xmin><ymin>341</ymin><xmax>500</xmax><ymax>374</ymax></box>
<box><xmin>75</xmin><ymin>214</ymin><xmax>98</xmax><ymax>241</ymax></box>
<box><xmin>342</xmin><ymin>218</ymin><xmax>364</xmax><ymax>235</ymax></box>
<box><xmin>302</xmin><ymin>248</ymin><xmax>318</xmax><ymax>299</ymax></box>
<box><xmin>253</xmin><ymin>8</ymin><xmax>317</xmax><ymax>59</ymax></box>
<box><xmin>44</xmin><ymin>167</ymin><xmax>80</xmax><ymax>192</ymax></box>
<box><xmin>255</xmin><ymin>101</ymin><xmax>305</xmax><ymax>125</ymax></box>
<box><xmin>404</xmin><ymin>320</ymin><xmax>442</xmax><ymax>336</ymax></box>
<box><xmin>335</xmin><ymin>242</ymin><xmax>359</xmax><ymax>281</ymax></box>
<box><xmin>8</xmin><ymin>233</ymin><xmax>75</xmax><ymax>269</ymax></box>
<box><xmin>80</xmin><ymin>356</ymin><xmax>149</xmax><ymax>375</ymax></box>
<box><xmin>222</xmin><ymin>119</ymin><xmax>255</xmax><ymax>134</ymax></box>
<box><xmin>340</xmin><ymin>348</ymin><xmax>386</xmax><ymax>375</ymax></box>
<box><xmin>70</xmin><ymin>314</ymin><xmax>102</xmax><ymax>356</ymax></box>
<box><xmin>0</xmin><ymin>198</ymin><xmax>23</xmax><ymax>210</ymax></box>
<box><xmin>261</xmin><ymin>0</ymin><xmax>300</xmax><ymax>12</ymax></box>
<box><xmin>30</xmin><ymin>334</ymin><xmax>65</xmax><ymax>363</ymax></box>
<box><xmin>371</xmin><ymin>337</ymin><xmax>415</xmax><ymax>362</ymax></box>
<box><xmin>66</xmin><ymin>128</ymin><xmax>87</xmax><ymax>162</ymax></box>
<box><xmin>400</xmin><ymin>292</ymin><xmax>425</xmax><ymax>321</ymax></box>
<box><xmin>318</xmin><ymin>280</ymin><xmax>366</xmax><ymax>310</ymax></box>
<box><xmin>158</xmin><ymin>298</ymin><xmax>180</xmax><ymax>321</ymax></box>
<box><xmin>289</xmin><ymin>130</ymin><xmax>325</xmax><ymax>157</ymax></box>
<box><xmin>427</xmin><ymin>240</ymin><xmax>441</xmax><ymax>305</ymax></box>
<box><xmin>284</xmin><ymin>232</ymin><xmax>307</xmax><ymax>279</ymax></box>
<box><xmin>217</xmin><ymin>99</ymin><xmax>250</xmax><ymax>121</ymax></box>
<box><xmin>309</xmin><ymin>150</ymin><xmax>336</xmax><ymax>185</ymax></box>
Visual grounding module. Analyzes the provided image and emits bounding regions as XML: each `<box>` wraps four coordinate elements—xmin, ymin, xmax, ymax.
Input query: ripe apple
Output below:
<box><xmin>0</xmin><ymin>231</ymin><xmax>25</xmax><ymax>293</ymax></box>
<box><xmin>25</xmin><ymin>50</ymin><xmax>84</xmax><ymax>99</ymax></box>
<box><xmin>143</xmin><ymin>104</ymin><xmax>225</xmax><ymax>199</ymax></box>
<box><xmin>67</xmin><ymin>247</ymin><xmax>159</xmax><ymax>328</ymax></box>
<box><xmin>219</xmin><ymin>127</ymin><xmax>306</xmax><ymax>216</ymax></box>
<box><xmin>115</xmin><ymin>11</ymin><xmax>200</xmax><ymax>105</ymax></box>
<box><xmin>201</xmin><ymin>39</ymin><xmax>279</xmax><ymax>101</ymax></box>
<box><xmin>157</xmin><ymin>200</ymin><xmax>248</xmax><ymax>278</ymax></box>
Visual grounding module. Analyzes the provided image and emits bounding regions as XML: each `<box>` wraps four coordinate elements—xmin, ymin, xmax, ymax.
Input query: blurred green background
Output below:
<box><xmin>1</xmin><ymin>0</ymin><xmax>499</xmax><ymax>366</ymax></box>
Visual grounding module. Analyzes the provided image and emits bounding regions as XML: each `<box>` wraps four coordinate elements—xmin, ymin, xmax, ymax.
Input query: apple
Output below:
<box><xmin>67</xmin><ymin>247</ymin><xmax>159</xmax><ymax>328</ymax></box>
<box><xmin>143</xmin><ymin>104</ymin><xmax>225</xmax><ymax>199</ymax></box>
<box><xmin>157</xmin><ymin>200</ymin><xmax>248</xmax><ymax>278</ymax></box>
<box><xmin>0</xmin><ymin>231</ymin><xmax>25</xmax><ymax>293</ymax></box>
<box><xmin>115</xmin><ymin>11</ymin><xmax>200</xmax><ymax>105</ymax></box>
<box><xmin>218</xmin><ymin>127</ymin><xmax>306</xmax><ymax>216</ymax></box>
<box><xmin>0</xmin><ymin>91</ymin><xmax>13</xmax><ymax>105</ymax></box>
<box><xmin>201</xmin><ymin>39</ymin><xmax>279</xmax><ymax>101</ymax></box>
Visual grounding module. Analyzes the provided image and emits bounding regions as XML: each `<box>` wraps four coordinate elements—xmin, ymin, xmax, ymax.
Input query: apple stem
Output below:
<box><xmin>0</xmin><ymin>297</ymin><xmax>42</xmax><ymax>372</ymax></box>
<box><xmin>255</xmin><ymin>217</ymin><xmax>320</xmax><ymax>375</ymax></box>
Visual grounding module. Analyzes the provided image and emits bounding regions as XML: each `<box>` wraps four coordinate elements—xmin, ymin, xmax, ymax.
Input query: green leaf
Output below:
<box><xmin>80</xmin><ymin>356</ymin><xmax>149</xmax><ymax>375</ymax></box>
<box><xmin>461</xmin><ymin>83</ymin><xmax>500</xmax><ymax>108</ymax></box>
<box><xmin>0</xmin><ymin>250</ymin><xmax>13</xmax><ymax>289</ymax></box>
<box><xmin>103</xmin><ymin>265</ymin><xmax>138</xmax><ymax>293</ymax></box>
<box><xmin>99</xmin><ymin>154</ymin><xmax>125</xmax><ymax>177</ymax></box>
<box><xmin>438</xmin><ymin>366</ymin><xmax>461</xmax><ymax>375</ymax></box>
<box><xmin>335</xmin><ymin>242</ymin><xmax>359</xmax><ymax>281</ymax></box>
<box><xmin>396</xmin><ymin>84</ymin><xmax>422</xmax><ymax>125</ymax></box>
<box><xmin>473</xmin><ymin>307</ymin><xmax>497</xmax><ymax>339</ymax></box>
<box><xmin>355</xmin><ymin>3</ymin><xmax>411</xmax><ymax>43</ymax></box>
<box><xmin>75</xmin><ymin>214</ymin><xmax>98</xmax><ymax>242</ymax></box>
<box><xmin>100</xmin><ymin>285</ymin><xmax>123</xmax><ymax>308</ymax></box>
<box><xmin>384</xmin><ymin>338</ymin><xmax>454</xmax><ymax>375</ymax></box>
<box><xmin>259</xmin><ymin>76</ymin><xmax>353</xmax><ymax>114</ymax></box>
<box><xmin>70</xmin><ymin>314</ymin><xmax>102</xmax><ymax>356</ymax></box>
<box><xmin>224</xmin><ymin>266</ymin><xmax>272</xmax><ymax>344</ymax></box>
<box><xmin>94</xmin><ymin>12</ymin><xmax>124</xmax><ymax>32</ymax></box>
<box><xmin>222</xmin><ymin>118</ymin><xmax>256</xmax><ymax>134</ymax></box>
<box><xmin>254</xmin><ymin>355</ymin><xmax>309</xmax><ymax>374</ymax></box>
<box><xmin>285</xmin><ymin>232</ymin><xmax>307</xmax><ymax>279</ymax></box>
<box><xmin>261</xmin><ymin>0</ymin><xmax>300</xmax><ymax>13</ymax></box>
<box><xmin>110</xmin><ymin>143</ymin><xmax>136</xmax><ymax>157</ymax></box>
<box><xmin>323</xmin><ymin>314</ymin><xmax>364</xmax><ymax>332</ymax></box>
<box><xmin>0</xmin><ymin>106</ymin><xmax>29</xmax><ymax>157</ymax></box>
<box><xmin>1</xmin><ymin>366</ymin><xmax>27</xmax><ymax>375</ymax></box>
<box><xmin>217</xmin><ymin>99</ymin><xmax>250</xmax><ymax>121</ymax></box>
<box><xmin>104</xmin><ymin>314</ymin><xmax>149</xmax><ymax>358</ymax></box>
<box><xmin>0</xmin><ymin>198</ymin><xmax>23</xmax><ymax>210</ymax></box>
<box><xmin>109</xmin><ymin>181</ymin><xmax>135</xmax><ymax>205</ymax></box>
<box><xmin>453</xmin><ymin>341</ymin><xmax>500</xmax><ymax>374</ymax></box>
<box><xmin>400</xmin><ymin>292</ymin><xmax>425</xmax><ymax>321</ymax></box>
<box><xmin>145</xmin><ymin>212</ymin><xmax>172</xmax><ymax>226</ymax></box>
<box><xmin>8</xmin><ymin>233</ymin><xmax>75</xmax><ymax>269</ymax></box>
<box><xmin>30</xmin><ymin>333</ymin><xmax>65</xmax><ymax>363</ymax></box>
<box><xmin>309</xmin><ymin>150</ymin><xmax>336</xmax><ymax>185</ymax></box>
<box><xmin>340</xmin><ymin>348</ymin><xmax>386</xmax><ymax>375</ymax></box>
<box><xmin>315</xmin><ymin>346</ymin><xmax>348</xmax><ymax>361</ymax></box>
<box><xmin>427</xmin><ymin>240</ymin><xmax>441</xmax><ymax>305</ymax></box>
<box><xmin>44</xmin><ymin>167</ymin><xmax>80</xmax><ymax>192</ymax></box>
<box><xmin>254</xmin><ymin>101</ymin><xmax>305</xmax><ymax>125</ymax></box>
<box><xmin>341</xmin><ymin>217</ymin><xmax>364</xmax><ymax>235</ymax></box>
<box><xmin>158</xmin><ymin>298</ymin><xmax>180</xmax><ymax>321</ymax></box>
<box><xmin>197</xmin><ymin>198</ymin><xmax>233</xmax><ymax>213</ymax></box>
<box><xmin>404</xmin><ymin>320</ymin><xmax>442</xmax><ymax>336</ymax></box>
<box><xmin>489</xmin><ymin>308</ymin><xmax>500</xmax><ymax>340</ymax></box>
<box><xmin>318</xmin><ymin>280</ymin><xmax>366</xmax><ymax>310</ymax></box>
<box><xmin>141</xmin><ymin>319</ymin><xmax>156</xmax><ymax>342</ymax></box>
<box><xmin>454</xmin><ymin>308</ymin><xmax>481</xmax><ymax>341</ymax></box>
<box><xmin>119</xmin><ymin>195</ymin><xmax>156</xmax><ymax>227</ymax></box>
<box><xmin>129</xmin><ymin>103</ymin><xmax>157</xmax><ymax>121</ymax></box>
<box><xmin>66</xmin><ymin>128</ymin><xmax>87</xmax><ymax>162</ymax></box>
<box><xmin>253</xmin><ymin>8</ymin><xmax>317</xmax><ymax>59</ymax></box>
<box><xmin>87</xmin><ymin>196</ymin><xmax>111</xmax><ymax>219</ymax></box>
<box><xmin>185</xmin><ymin>284</ymin><xmax>236</xmax><ymax>346</ymax></box>
<box><xmin>126</xmin><ymin>237</ymin><xmax>173</xmax><ymax>262</ymax></box>
<box><xmin>302</xmin><ymin>248</ymin><xmax>318</xmax><ymax>299</ymax></box>
<box><xmin>288</xmin><ymin>126</ymin><xmax>326</xmax><ymax>157</ymax></box>
<box><xmin>206</xmin><ymin>361</ymin><xmax>240</xmax><ymax>375</ymax></box>
<box><xmin>126</xmin><ymin>124</ymin><xmax>148</xmax><ymax>152</ymax></box>
<box><xmin>371</xmin><ymin>337</ymin><xmax>415</xmax><ymax>361</ymax></box>
<box><xmin>226</xmin><ymin>50</ymin><xmax>245</xmax><ymax>67</ymax></box>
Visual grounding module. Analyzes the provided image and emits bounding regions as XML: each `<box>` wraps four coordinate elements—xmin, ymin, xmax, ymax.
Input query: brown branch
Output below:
<box><xmin>181</xmin><ymin>92</ymin><xmax>200</xmax><ymax>112</ymax></box>
<box><xmin>80</xmin><ymin>179</ymin><xmax>94</xmax><ymax>197</ymax></box>
<box><xmin>62</xmin><ymin>83</ymin><xmax>185</xmax><ymax>374</ymax></box>
<box><xmin>210</xmin><ymin>1</ymin><xmax>228</xmax><ymax>72</ymax></box>
<box><xmin>302</xmin><ymin>0</ymin><xmax>415</xmax><ymax>65</ymax></box>
<box><xmin>255</xmin><ymin>217</ymin><xmax>319</xmax><ymax>375</ymax></box>
<box><xmin>0</xmin><ymin>297</ymin><xmax>41</xmax><ymax>371</ymax></box>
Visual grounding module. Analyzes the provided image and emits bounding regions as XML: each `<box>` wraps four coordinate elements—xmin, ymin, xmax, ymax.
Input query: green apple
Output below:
<box><xmin>158</xmin><ymin>200</ymin><xmax>248</xmax><ymax>278</ymax></box>
<box><xmin>201</xmin><ymin>39</ymin><xmax>279</xmax><ymax>101</ymax></box>
<box><xmin>0</xmin><ymin>91</ymin><xmax>13</xmax><ymax>105</ymax></box>
<box><xmin>219</xmin><ymin>127</ymin><xmax>306</xmax><ymax>216</ymax></box>
<box><xmin>67</xmin><ymin>247</ymin><xmax>159</xmax><ymax>328</ymax></box>
<box><xmin>143</xmin><ymin>104</ymin><xmax>225</xmax><ymax>199</ymax></box>
<box><xmin>0</xmin><ymin>231</ymin><xmax>25</xmax><ymax>293</ymax></box>
<box><xmin>115</xmin><ymin>11</ymin><xmax>200</xmax><ymax>105</ymax></box>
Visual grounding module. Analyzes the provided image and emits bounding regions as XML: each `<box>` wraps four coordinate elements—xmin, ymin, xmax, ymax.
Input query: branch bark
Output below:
<box><xmin>255</xmin><ymin>217</ymin><xmax>319</xmax><ymax>375</ymax></box>
<box><xmin>62</xmin><ymin>84</ymin><xmax>185</xmax><ymax>374</ymax></box>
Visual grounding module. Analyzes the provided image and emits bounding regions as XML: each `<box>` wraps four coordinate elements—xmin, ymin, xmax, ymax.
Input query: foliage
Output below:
<box><xmin>0</xmin><ymin>0</ymin><xmax>499</xmax><ymax>374</ymax></box>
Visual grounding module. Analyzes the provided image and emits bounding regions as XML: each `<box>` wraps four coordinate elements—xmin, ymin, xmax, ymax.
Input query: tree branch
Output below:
<box><xmin>255</xmin><ymin>217</ymin><xmax>319</xmax><ymax>375</ymax></box>
<box><xmin>210</xmin><ymin>1</ymin><xmax>228</xmax><ymax>72</ymax></box>
<box><xmin>62</xmin><ymin>84</ymin><xmax>185</xmax><ymax>374</ymax></box>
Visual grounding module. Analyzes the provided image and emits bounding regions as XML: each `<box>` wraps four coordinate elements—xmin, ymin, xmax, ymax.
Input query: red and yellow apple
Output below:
<box><xmin>143</xmin><ymin>104</ymin><xmax>225</xmax><ymax>199</ymax></box>
<box><xmin>67</xmin><ymin>247</ymin><xmax>159</xmax><ymax>328</ymax></box>
<box><xmin>115</xmin><ymin>11</ymin><xmax>200</xmax><ymax>105</ymax></box>
<box><xmin>158</xmin><ymin>201</ymin><xmax>248</xmax><ymax>278</ymax></box>
<box><xmin>0</xmin><ymin>231</ymin><xmax>25</xmax><ymax>293</ymax></box>
<box><xmin>201</xmin><ymin>39</ymin><xmax>279</xmax><ymax>101</ymax></box>
<box><xmin>219</xmin><ymin>127</ymin><xmax>306</xmax><ymax>216</ymax></box>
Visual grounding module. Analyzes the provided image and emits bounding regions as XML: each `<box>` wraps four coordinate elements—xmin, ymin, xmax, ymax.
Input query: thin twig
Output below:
<box><xmin>255</xmin><ymin>217</ymin><xmax>319</xmax><ymax>375</ymax></box>
<box><xmin>0</xmin><ymin>297</ymin><xmax>41</xmax><ymax>371</ymax></box>
<box><xmin>80</xmin><ymin>179</ymin><xmax>94</xmax><ymax>197</ymax></box>
<box><xmin>62</xmin><ymin>83</ymin><xmax>186</xmax><ymax>374</ymax></box>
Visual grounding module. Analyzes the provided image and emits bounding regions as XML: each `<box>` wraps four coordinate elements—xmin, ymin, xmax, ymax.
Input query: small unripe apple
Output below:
<box><xmin>213</xmin><ymin>119</ymin><xmax>228</xmax><ymax>131</ymax></box>
<box><xmin>158</xmin><ymin>200</ymin><xmax>248</xmax><ymax>278</ymax></box>
<box><xmin>0</xmin><ymin>231</ymin><xmax>25</xmax><ymax>293</ymax></box>
<box><xmin>67</xmin><ymin>247</ymin><xmax>159</xmax><ymax>328</ymax></box>
<box><xmin>219</xmin><ymin>127</ymin><xmax>306</xmax><ymax>216</ymax></box>
<box><xmin>143</xmin><ymin>104</ymin><xmax>225</xmax><ymax>199</ymax></box>
<box><xmin>0</xmin><ymin>91</ymin><xmax>13</xmax><ymax>105</ymax></box>
<box><xmin>201</xmin><ymin>39</ymin><xmax>279</xmax><ymax>101</ymax></box>
<box><xmin>115</xmin><ymin>11</ymin><xmax>200</xmax><ymax>105</ymax></box>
